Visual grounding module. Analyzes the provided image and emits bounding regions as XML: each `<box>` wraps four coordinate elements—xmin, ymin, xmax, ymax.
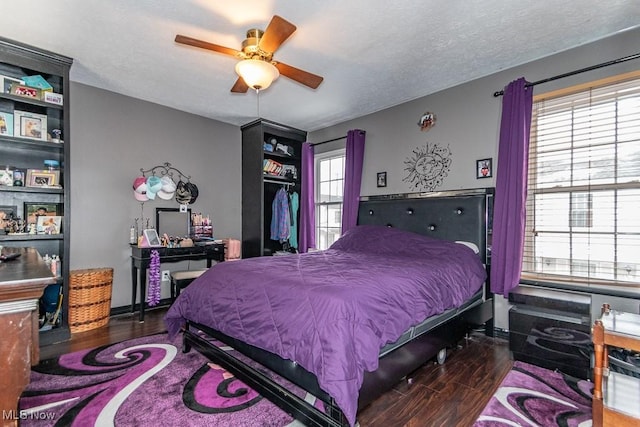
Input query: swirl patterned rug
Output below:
<box><xmin>474</xmin><ymin>361</ymin><xmax>593</xmax><ymax>427</ymax></box>
<box><xmin>18</xmin><ymin>333</ymin><xmax>314</xmax><ymax>427</ymax></box>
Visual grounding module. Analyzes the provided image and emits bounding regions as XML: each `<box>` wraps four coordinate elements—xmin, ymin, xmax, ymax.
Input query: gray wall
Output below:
<box><xmin>67</xmin><ymin>27</ymin><xmax>639</xmax><ymax>316</ymax></box>
<box><xmin>69</xmin><ymin>83</ymin><xmax>242</xmax><ymax>308</ymax></box>
<box><xmin>309</xmin><ymin>27</ymin><xmax>640</xmax><ymax>330</ymax></box>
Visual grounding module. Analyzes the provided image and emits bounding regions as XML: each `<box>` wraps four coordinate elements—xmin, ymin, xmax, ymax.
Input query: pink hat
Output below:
<box><xmin>133</xmin><ymin>175</ymin><xmax>149</xmax><ymax>202</ymax></box>
<box><xmin>133</xmin><ymin>190</ymin><xmax>149</xmax><ymax>202</ymax></box>
<box><xmin>133</xmin><ymin>176</ymin><xmax>147</xmax><ymax>193</ymax></box>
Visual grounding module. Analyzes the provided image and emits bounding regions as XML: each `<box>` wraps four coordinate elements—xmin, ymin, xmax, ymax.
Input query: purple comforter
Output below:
<box><xmin>165</xmin><ymin>225</ymin><xmax>486</xmax><ymax>426</ymax></box>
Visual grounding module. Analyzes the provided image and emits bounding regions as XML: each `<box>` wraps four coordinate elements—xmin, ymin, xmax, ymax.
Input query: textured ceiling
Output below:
<box><xmin>1</xmin><ymin>1</ymin><xmax>638</xmax><ymax>131</ymax></box>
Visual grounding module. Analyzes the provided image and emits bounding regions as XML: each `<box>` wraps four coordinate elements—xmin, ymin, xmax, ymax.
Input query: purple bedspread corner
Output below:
<box><xmin>164</xmin><ymin>225</ymin><xmax>486</xmax><ymax>426</ymax></box>
<box><xmin>164</xmin><ymin>310</ymin><xmax>184</xmax><ymax>341</ymax></box>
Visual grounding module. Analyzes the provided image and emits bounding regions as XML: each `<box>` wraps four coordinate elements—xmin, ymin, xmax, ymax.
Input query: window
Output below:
<box><xmin>523</xmin><ymin>72</ymin><xmax>640</xmax><ymax>290</ymax></box>
<box><xmin>315</xmin><ymin>150</ymin><xmax>345</xmax><ymax>249</ymax></box>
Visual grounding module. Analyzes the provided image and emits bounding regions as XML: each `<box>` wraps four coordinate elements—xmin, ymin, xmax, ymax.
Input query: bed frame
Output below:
<box><xmin>182</xmin><ymin>188</ymin><xmax>494</xmax><ymax>427</ymax></box>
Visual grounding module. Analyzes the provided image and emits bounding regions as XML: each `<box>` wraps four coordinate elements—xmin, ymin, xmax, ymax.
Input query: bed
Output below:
<box><xmin>165</xmin><ymin>188</ymin><xmax>494</xmax><ymax>427</ymax></box>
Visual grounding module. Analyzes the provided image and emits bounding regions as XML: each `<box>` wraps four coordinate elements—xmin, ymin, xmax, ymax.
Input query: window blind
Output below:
<box><xmin>523</xmin><ymin>76</ymin><xmax>640</xmax><ymax>289</ymax></box>
<box><xmin>315</xmin><ymin>152</ymin><xmax>345</xmax><ymax>249</ymax></box>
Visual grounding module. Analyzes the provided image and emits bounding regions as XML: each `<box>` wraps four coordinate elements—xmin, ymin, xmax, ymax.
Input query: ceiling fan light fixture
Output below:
<box><xmin>235</xmin><ymin>59</ymin><xmax>279</xmax><ymax>91</ymax></box>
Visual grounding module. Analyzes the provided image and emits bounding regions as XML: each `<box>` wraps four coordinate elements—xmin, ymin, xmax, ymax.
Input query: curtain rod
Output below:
<box><xmin>493</xmin><ymin>52</ymin><xmax>640</xmax><ymax>97</ymax></box>
<box><xmin>311</xmin><ymin>135</ymin><xmax>347</xmax><ymax>146</ymax></box>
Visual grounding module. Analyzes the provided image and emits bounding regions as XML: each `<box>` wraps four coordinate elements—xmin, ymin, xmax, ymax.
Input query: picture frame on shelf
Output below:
<box><xmin>26</xmin><ymin>169</ymin><xmax>60</xmax><ymax>188</ymax></box>
<box><xmin>0</xmin><ymin>205</ymin><xmax>17</xmax><ymax>232</ymax></box>
<box><xmin>377</xmin><ymin>171</ymin><xmax>387</xmax><ymax>188</ymax></box>
<box><xmin>12</xmin><ymin>168</ymin><xmax>25</xmax><ymax>186</ymax></box>
<box><xmin>43</xmin><ymin>92</ymin><xmax>63</xmax><ymax>106</ymax></box>
<box><xmin>0</xmin><ymin>75</ymin><xmax>25</xmax><ymax>94</ymax></box>
<box><xmin>24</xmin><ymin>202</ymin><xmax>63</xmax><ymax>225</ymax></box>
<box><xmin>143</xmin><ymin>229</ymin><xmax>162</xmax><ymax>247</ymax></box>
<box><xmin>0</xmin><ymin>168</ymin><xmax>13</xmax><ymax>186</ymax></box>
<box><xmin>10</xmin><ymin>83</ymin><xmax>42</xmax><ymax>100</ymax></box>
<box><xmin>36</xmin><ymin>215</ymin><xmax>62</xmax><ymax>235</ymax></box>
<box><xmin>0</xmin><ymin>111</ymin><xmax>13</xmax><ymax>136</ymax></box>
<box><xmin>476</xmin><ymin>158</ymin><xmax>493</xmax><ymax>179</ymax></box>
<box><xmin>14</xmin><ymin>110</ymin><xmax>48</xmax><ymax>141</ymax></box>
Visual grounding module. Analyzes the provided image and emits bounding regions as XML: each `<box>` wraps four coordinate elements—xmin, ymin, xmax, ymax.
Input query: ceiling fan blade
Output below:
<box><xmin>175</xmin><ymin>35</ymin><xmax>242</xmax><ymax>58</ymax></box>
<box><xmin>258</xmin><ymin>15</ymin><xmax>296</xmax><ymax>53</ymax></box>
<box><xmin>231</xmin><ymin>77</ymin><xmax>249</xmax><ymax>93</ymax></box>
<box><xmin>275</xmin><ymin>62</ymin><xmax>323</xmax><ymax>89</ymax></box>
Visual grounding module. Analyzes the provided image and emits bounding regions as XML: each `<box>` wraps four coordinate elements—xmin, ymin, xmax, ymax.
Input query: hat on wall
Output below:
<box><xmin>133</xmin><ymin>175</ymin><xmax>149</xmax><ymax>202</ymax></box>
<box><xmin>134</xmin><ymin>190</ymin><xmax>149</xmax><ymax>202</ymax></box>
<box><xmin>184</xmin><ymin>181</ymin><xmax>199</xmax><ymax>204</ymax></box>
<box><xmin>146</xmin><ymin>176</ymin><xmax>162</xmax><ymax>200</ymax></box>
<box><xmin>157</xmin><ymin>175</ymin><xmax>177</xmax><ymax>200</ymax></box>
<box><xmin>133</xmin><ymin>176</ymin><xmax>147</xmax><ymax>193</ymax></box>
<box><xmin>175</xmin><ymin>180</ymin><xmax>192</xmax><ymax>204</ymax></box>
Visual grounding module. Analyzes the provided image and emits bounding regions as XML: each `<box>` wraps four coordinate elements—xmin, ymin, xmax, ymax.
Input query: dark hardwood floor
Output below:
<box><xmin>39</xmin><ymin>306</ymin><xmax>512</xmax><ymax>426</ymax></box>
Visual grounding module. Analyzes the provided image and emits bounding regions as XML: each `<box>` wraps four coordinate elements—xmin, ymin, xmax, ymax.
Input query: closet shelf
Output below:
<box><xmin>263</xmin><ymin>174</ymin><xmax>295</xmax><ymax>184</ymax></box>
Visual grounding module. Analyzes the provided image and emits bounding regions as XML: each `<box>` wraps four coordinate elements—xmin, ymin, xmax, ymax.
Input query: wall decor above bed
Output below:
<box><xmin>402</xmin><ymin>142</ymin><xmax>452</xmax><ymax>191</ymax></box>
<box><xmin>417</xmin><ymin>111</ymin><xmax>436</xmax><ymax>131</ymax></box>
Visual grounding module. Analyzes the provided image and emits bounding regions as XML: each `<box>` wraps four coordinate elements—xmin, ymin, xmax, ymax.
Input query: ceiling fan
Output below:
<box><xmin>175</xmin><ymin>15</ymin><xmax>323</xmax><ymax>93</ymax></box>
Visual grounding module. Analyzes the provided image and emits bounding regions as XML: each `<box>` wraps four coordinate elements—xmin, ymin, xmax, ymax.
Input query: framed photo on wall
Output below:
<box><xmin>377</xmin><ymin>171</ymin><xmax>387</xmax><ymax>187</ymax></box>
<box><xmin>476</xmin><ymin>158</ymin><xmax>492</xmax><ymax>179</ymax></box>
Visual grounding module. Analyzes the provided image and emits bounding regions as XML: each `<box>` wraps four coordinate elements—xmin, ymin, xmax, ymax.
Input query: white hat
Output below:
<box><xmin>157</xmin><ymin>176</ymin><xmax>176</xmax><ymax>200</ymax></box>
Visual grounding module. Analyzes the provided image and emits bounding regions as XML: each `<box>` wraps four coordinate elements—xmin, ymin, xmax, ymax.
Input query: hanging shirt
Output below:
<box><xmin>270</xmin><ymin>187</ymin><xmax>290</xmax><ymax>242</ymax></box>
<box><xmin>289</xmin><ymin>191</ymin><xmax>299</xmax><ymax>249</ymax></box>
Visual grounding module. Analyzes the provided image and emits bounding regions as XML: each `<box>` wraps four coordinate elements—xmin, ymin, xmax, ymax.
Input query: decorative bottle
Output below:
<box><xmin>130</xmin><ymin>224</ymin><xmax>136</xmax><ymax>244</ymax></box>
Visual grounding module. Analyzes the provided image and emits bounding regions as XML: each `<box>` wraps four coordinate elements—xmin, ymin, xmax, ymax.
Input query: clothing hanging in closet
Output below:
<box><xmin>289</xmin><ymin>191</ymin><xmax>299</xmax><ymax>249</ymax></box>
<box><xmin>270</xmin><ymin>187</ymin><xmax>290</xmax><ymax>242</ymax></box>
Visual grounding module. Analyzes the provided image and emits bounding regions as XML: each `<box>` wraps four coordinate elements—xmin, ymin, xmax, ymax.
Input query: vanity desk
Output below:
<box><xmin>0</xmin><ymin>247</ymin><xmax>55</xmax><ymax>425</ymax></box>
<box><xmin>130</xmin><ymin>243</ymin><xmax>225</xmax><ymax>322</ymax></box>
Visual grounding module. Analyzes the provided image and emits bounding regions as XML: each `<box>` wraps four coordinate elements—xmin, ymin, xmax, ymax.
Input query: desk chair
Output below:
<box><xmin>170</xmin><ymin>269</ymin><xmax>207</xmax><ymax>301</ymax></box>
<box><xmin>170</xmin><ymin>239</ymin><xmax>239</xmax><ymax>301</ymax></box>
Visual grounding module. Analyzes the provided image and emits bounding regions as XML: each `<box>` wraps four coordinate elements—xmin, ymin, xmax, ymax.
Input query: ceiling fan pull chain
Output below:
<box><xmin>256</xmin><ymin>89</ymin><xmax>261</xmax><ymax>118</ymax></box>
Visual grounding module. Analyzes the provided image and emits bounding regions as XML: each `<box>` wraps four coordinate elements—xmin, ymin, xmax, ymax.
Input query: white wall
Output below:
<box><xmin>69</xmin><ymin>83</ymin><xmax>242</xmax><ymax>308</ymax></box>
<box><xmin>310</xmin><ymin>27</ymin><xmax>640</xmax><ymax>329</ymax></box>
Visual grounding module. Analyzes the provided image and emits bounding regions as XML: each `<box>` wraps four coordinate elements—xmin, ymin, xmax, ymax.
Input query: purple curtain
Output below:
<box><xmin>341</xmin><ymin>129</ymin><xmax>366</xmax><ymax>234</ymax></box>
<box><xmin>491</xmin><ymin>78</ymin><xmax>533</xmax><ymax>297</ymax></box>
<box><xmin>299</xmin><ymin>142</ymin><xmax>316</xmax><ymax>253</ymax></box>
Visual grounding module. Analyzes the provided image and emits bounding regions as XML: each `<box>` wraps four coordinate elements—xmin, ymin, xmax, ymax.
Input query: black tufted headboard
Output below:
<box><xmin>357</xmin><ymin>188</ymin><xmax>493</xmax><ymax>264</ymax></box>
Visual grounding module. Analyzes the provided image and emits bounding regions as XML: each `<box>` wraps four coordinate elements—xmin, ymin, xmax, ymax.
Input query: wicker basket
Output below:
<box><xmin>69</xmin><ymin>267</ymin><xmax>114</xmax><ymax>333</ymax></box>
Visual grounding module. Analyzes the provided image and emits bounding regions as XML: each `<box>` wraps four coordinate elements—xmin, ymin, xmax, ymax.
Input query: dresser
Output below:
<box><xmin>592</xmin><ymin>304</ymin><xmax>640</xmax><ymax>426</ymax></box>
<box><xmin>0</xmin><ymin>247</ymin><xmax>54</xmax><ymax>425</ymax></box>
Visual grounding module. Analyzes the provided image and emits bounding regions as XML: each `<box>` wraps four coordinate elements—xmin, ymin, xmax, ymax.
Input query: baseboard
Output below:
<box><xmin>110</xmin><ymin>298</ymin><xmax>172</xmax><ymax>316</ymax></box>
<box><xmin>493</xmin><ymin>327</ymin><xmax>509</xmax><ymax>341</ymax></box>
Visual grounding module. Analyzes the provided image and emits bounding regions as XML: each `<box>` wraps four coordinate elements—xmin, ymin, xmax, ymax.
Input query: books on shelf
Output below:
<box><xmin>263</xmin><ymin>159</ymin><xmax>297</xmax><ymax>179</ymax></box>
